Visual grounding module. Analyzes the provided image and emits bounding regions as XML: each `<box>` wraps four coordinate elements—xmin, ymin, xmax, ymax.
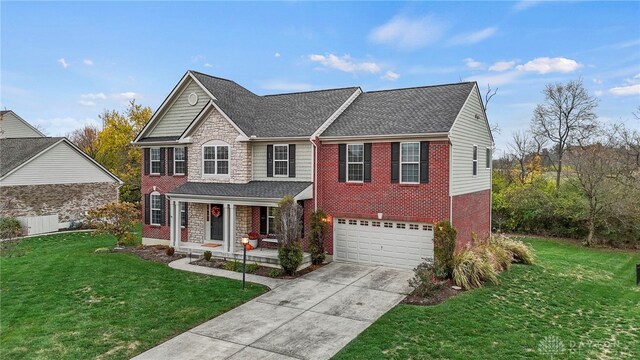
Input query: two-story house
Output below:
<box><xmin>132</xmin><ymin>71</ymin><xmax>492</xmax><ymax>269</ymax></box>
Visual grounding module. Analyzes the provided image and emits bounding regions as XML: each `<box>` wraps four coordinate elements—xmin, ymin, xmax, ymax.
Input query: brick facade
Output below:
<box><xmin>452</xmin><ymin>189</ymin><xmax>491</xmax><ymax>248</ymax></box>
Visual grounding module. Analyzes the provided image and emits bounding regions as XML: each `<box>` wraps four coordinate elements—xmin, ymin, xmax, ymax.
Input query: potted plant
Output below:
<box><xmin>247</xmin><ymin>231</ymin><xmax>260</xmax><ymax>249</ymax></box>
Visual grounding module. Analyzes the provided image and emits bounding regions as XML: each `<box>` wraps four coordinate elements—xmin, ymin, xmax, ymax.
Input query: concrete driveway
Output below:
<box><xmin>133</xmin><ymin>262</ymin><xmax>413</xmax><ymax>360</ymax></box>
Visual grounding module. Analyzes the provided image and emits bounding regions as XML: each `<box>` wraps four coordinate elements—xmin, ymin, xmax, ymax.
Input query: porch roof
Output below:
<box><xmin>168</xmin><ymin>181</ymin><xmax>313</xmax><ymax>201</ymax></box>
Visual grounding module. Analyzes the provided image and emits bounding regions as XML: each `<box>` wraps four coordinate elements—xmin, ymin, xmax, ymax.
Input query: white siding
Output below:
<box><xmin>147</xmin><ymin>81</ymin><xmax>211</xmax><ymax>137</ymax></box>
<box><xmin>1</xmin><ymin>142</ymin><xmax>116</xmax><ymax>185</ymax></box>
<box><xmin>252</xmin><ymin>142</ymin><xmax>312</xmax><ymax>181</ymax></box>
<box><xmin>0</xmin><ymin>112</ymin><xmax>44</xmax><ymax>138</ymax></box>
<box><xmin>449</xmin><ymin>86</ymin><xmax>493</xmax><ymax>196</ymax></box>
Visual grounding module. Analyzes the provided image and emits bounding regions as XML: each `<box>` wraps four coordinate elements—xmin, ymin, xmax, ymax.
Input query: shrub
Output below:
<box><xmin>278</xmin><ymin>243</ymin><xmax>303</xmax><ymax>275</ymax></box>
<box><xmin>203</xmin><ymin>251</ymin><xmax>212</xmax><ymax>261</ymax></box>
<box><xmin>0</xmin><ymin>216</ymin><xmax>22</xmax><ymax>239</ymax></box>
<box><xmin>165</xmin><ymin>247</ymin><xmax>175</xmax><ymax>256</ymax></box>
<box><xmin>308</xmin><ymin>209</ymin><xmax>327</xmax><ymax>265</ymax></box>
<box><xmin>408</xmin><ymin>258</ymin><xmax>446</xmax><ymax>297</ymax></box>
<box><xmin>491</xmin><ymin>235</ymin><xmax>535</xmax><ymax>265</ymax></box>
<box><xmin>224</xmin><ymin>260</ymin><xmax>258</xmax><ymax>273</ymax></box>
<box><xmin>433</xmin><ymin>220</ymin><xmax>457</xmax><ymax>278</ymax></box>
<box><xmin>452</xmin><ymin>250</ymin><xmax>498</xmax><ymax>290</ymax></box>
<box><xmin>246</xmin><ymin>263</ymin><xmax>259</xmax><ymax>273</ymax></box>
<box><xmin>85</xmin><ymin>201</ymin><xmax>139</xmax><ymax>246</ymax></box>
<box><xmin>475</xmin><ymin>243</ymin><xmax>511</xmax><ymax>272</ymax></box>
<box><xmin>268</xmin><ymin>268</ymin><xmax>283</xmax><ymax>278</ymax></box>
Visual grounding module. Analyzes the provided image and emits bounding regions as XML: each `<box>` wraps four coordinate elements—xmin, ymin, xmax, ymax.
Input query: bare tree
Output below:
<box><xmin>482</xmin><ymin>84</ymin><xmax>500</xmax><ymax>134</ymax></box>
<box><xmin>530</xmin><ymin>79</ymin><xmax>599</xmax><ymax>188</ymax></box>
<box><xmin>67</xmin><ymin>125</ymin><xmax>100</xmax><ymax>159</ymax></box>
<box><xmin>506</xmin><ymin>130</ymin><xmax>547</xmax><ymax>183</ymax></box>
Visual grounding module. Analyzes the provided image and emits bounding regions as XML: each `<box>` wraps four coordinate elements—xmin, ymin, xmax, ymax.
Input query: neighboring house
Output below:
<box><xmin>0</xmin><ymin>111</ymin><xmax>122</xmax><ymax>235</ymax></box>
<box><xmin>132</xmin><ymin>71</ymin><xmax>493</xmax><ymax>269</ymax></box>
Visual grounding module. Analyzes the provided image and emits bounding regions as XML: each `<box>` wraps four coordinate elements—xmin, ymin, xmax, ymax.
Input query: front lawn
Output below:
<box><xmin>0</xmin><ymin>232</ymin><xmax>266</xmax><ymax>359</ymax></box>
<box><xmin>336</xmin><ymin>238</ymin><xmax>640</xmax><ymax>359</ymax></box>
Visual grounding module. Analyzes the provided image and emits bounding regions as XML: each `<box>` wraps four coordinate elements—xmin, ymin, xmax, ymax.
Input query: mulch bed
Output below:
<box><xmin>191</xmin><ymin>258</ymin><xmax>325</xmax><ymax>279</ymax></box>
<box><xmin>402</xmin><ymin>285</ymin><xmax>463</xmax><ymax>306</ymax></box>
<box><xmin>115</xmin><ymin>245</ymin><xmax>186</xmax><ymax>264</ymax></box>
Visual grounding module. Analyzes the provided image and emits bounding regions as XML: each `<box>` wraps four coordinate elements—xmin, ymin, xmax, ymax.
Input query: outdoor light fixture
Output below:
<box><xmin>241</xmin><ymin>237</ymin><xmax>249</xmax><ymax>290</ymax></box>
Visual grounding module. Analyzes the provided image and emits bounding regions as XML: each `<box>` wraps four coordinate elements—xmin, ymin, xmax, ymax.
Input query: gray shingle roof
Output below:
<box><xmin>321</xmin><ymin>82</ymin><xmax>476</xmax><ymax>137</ymax></box>
<box><xmin>136</xmin><ymin>136</ymin><xmax>180</xmax><ymax>143</ymax></box>
<box><xmin>169</xmin><ymin>181</ymin><xmax>312</xmax><ymax>199</ymax></box>
<box><xmin>191</xmin><ymin>71</ymin><xmax>359</xmax><ymax>137</ymax></box>
<box><xmin>0</xmin><ymin>137</ymin><xmax>63</xmax><ymax>177</ymax></box>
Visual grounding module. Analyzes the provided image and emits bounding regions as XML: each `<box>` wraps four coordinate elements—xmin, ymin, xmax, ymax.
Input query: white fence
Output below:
<box><xmin>17</xmin><ymin>214</ymin><xmax>59</xmax><ymax>236</ymax></box>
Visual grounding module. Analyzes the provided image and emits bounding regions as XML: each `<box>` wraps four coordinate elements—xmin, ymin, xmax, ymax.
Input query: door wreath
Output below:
<box><xmin>211</xmin><ymin>206</ymin><xmax>221</xmax><ymax>218</ymax></box>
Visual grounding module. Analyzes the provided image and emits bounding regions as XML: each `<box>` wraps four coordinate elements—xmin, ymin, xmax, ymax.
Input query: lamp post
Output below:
<box><xmin>241</xmin><ymin>237</ymin><xmax>249</xmax><ymax>290</ymax></box>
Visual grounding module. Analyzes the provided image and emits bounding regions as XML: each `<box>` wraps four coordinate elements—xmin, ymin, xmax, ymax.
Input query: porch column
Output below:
<box><xmin>229</xmin><ymin>203</ymin><xmax>236</xmax><ymax>254</ymax></box>
<box><xmin>223</xmin><ymin>203</ymin><xmax>230</xmax><ymax>253</ymax></box>
<box><xmin>169</xmin><ymin>199</ymin><xmax>176</xmax><ymax>247</ymax></box>
<box><xmin>175</xmin><ymin>200</ymin><xmax>181</xmax><ymax>247</ymax></box>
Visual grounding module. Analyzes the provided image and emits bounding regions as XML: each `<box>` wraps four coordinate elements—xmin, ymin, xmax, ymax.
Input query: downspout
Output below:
<box><xmin>310</xmin><ymin>136</ymin><xmax>319</xmax><ymax>211</ymax></box>
<box><xmin>448</xmin><ymin>135</ymin><xmax>453</xmax><ymax>223</ymax></box>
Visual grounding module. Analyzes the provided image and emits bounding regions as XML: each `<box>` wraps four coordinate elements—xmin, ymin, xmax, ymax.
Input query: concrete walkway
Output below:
<box><xmin>133</xmin><ymin>262</ymin><xmax>413</xmax><ymax>360</ymax></box>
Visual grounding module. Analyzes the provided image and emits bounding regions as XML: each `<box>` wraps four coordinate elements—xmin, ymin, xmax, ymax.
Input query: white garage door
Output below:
<box><xmin>334</xmin><ymin>218</ymin><xmax>434</xmax><ymax>269</ymax></box>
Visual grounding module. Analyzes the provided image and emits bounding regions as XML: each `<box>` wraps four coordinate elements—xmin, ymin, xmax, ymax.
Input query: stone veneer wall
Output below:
<box><xmin>0</xmin><ymin>182</ymin><xmax>120</xmax><ymax>223</ymax></box>
<box><xmin>188</xmin><ymin>203</ymin><xmax>207</xmax><ymax>243</ymax></box>
<box><xmin>235</xmin><ymin>206</ymin><xmax>251</xmax><ymax>249</ymax></box>
<box><xmin>187</xmin><ymin>110</ymin><xmax>251</xmax><ymax>184</ymax></box>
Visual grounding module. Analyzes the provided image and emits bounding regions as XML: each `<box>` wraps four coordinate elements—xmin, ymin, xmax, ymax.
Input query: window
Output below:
<box><xmin>274</xmin><ymin>145</ymin><xmax>288</xmax><ymax>176</ymax></box>
<box><xmin>174</xmin><ymin>148</ymin><xmax>186</xmax><ymax>175</ymax></box>
<box><xmin>409</xmin><ymin>224</ymin><xmax>419</xmax><ymax>230</ymax></box>
<box><xmin>401</xmin><ymin>142</ymin><xmax>420</xmax><ymax>183</ymax></box>
<box><xmin>267</xmin><ymin>207</ymin><xmax>276</xmax><ymax>234</ymax></box>
<box><xmin>349</xmin><ymin>220</ymin><xmax>357</xmax><ymax>225</ymax></box>
<box><xmin>423</xmin><ymin>225</ymin><xmax>433</xmax><ymax>231</ymax></box>
<box><xmin>472</xmin><ymin>145</ymin><xmax>478</xmax><ymax>176</ymax></box>
<box><xmin>360</xmin><ymin>220</ymin><xmax>369</xmax><ymax>226</ymax></box>
<box><xmin>150</xmin><ymin>193</ymin><xmax>162</xmax><ymax>225</ymax></box>
<box><xmin>203</xmin><ymin>145</ymin><xmax>229</xmax><ymax>175</ymax></box>
<box><xmin>180</xmin><ymin>203</ymin><xmax>187</xmax><ymax>227</ymax></box>
<box><xmin>347</xmin><ymin>144</ymin><xmax>364</xmax><ymax>182</ymax></box>
<box><xmin>150</xmin><ymin>148</ymin><xmax>161</xmax><ymax>174</ymax></box>
<box><xmin>372</xmin><ymin>221</ymin><xmax>380</xmax><ymax>227</ymax></box>
<box><xmin>338</xmin><ymin>219</ymin><xmax>346</xmax><ymax>224</ymax></box>
<box><xmin>384</xmin><ymin>222</ymin><xmax>393</xmax><ymax>228</ymax></box>
<box><xmin>485</xmin><ymin>147</ymin><xmax>491</xmax><ymax>169</ymax></box>
<box><xmin>396</xmin><ymin>223</ymin><xmax>406</xmax><ymax>229</ymax></box>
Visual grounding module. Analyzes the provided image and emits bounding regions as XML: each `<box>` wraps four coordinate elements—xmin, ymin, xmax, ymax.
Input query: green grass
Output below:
<box><xmin>0</xmin><ymin>231</ymin><xmax>266</xmax><ymax>359</ymax></box>
<box><xmin>335</xmin><ymin>238</ymin><xmax>640</xmax><ymax>359</ymax></box>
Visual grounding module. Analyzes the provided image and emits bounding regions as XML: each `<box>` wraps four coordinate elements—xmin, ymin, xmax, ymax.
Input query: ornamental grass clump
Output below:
<box><xmin>490</xmin><ymin>234</ymin><xmax>536</xmax><ymax>265</ymax></box>
<box><xmin>452</xmin><ymin>250</ymin><xmax>499</xmax><ymax>290</ymax></box>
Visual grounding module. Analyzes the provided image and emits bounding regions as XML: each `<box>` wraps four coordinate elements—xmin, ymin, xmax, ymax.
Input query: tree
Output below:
<box><xmin>67</xmin><ymin>125</ymin><xmax>100</xmax><ymax>159</ymax></box>
<box><xmin>85</xmin><ymin>202</ymin><xmax>139</xmax><ymax>246</ymax></box>
<box><xmin>482</xmin><ymin>84</ymin><xmax>500</xmax><ymax>134</ymax></box>
<box><xmin>530</xmin><ymin>79</ymin><xmax>599</xmax><ymax>188</ymax></box>
<box><xmin>276</xmin><ymin>196</ymin><xmax>304</xmax><ymax>275</ymax></box>
<box><xmin>308</xmin><ymin>210</ymin><xmax>327</xmax><ymax>265</ymax></box>
<box><xmin>507</xmin><ymin>130</ymin><xmax>547</xmax><ymax>183</ymax></box>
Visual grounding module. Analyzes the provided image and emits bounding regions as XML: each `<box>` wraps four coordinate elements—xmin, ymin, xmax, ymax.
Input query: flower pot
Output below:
<box><xmin>249</xmin><ymin>239</ymin><xmax>258</xmax><ymax>249</ymax></box>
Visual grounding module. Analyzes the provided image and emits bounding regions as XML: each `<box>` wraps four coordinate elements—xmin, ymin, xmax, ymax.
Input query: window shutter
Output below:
<box><xmin>183</xmin><ymin>147</ymin><xmax>188</xmax><ymax>176</ymax></box>
<box><xmin>167</xmin><ymin>147</ymin><xmax>174</xmax><ymax>176</ymax></box>
<box><xmin>160</xmin><ymin>195</ymin><xmax>166</xmax><ymax>226</ymax></box>
<box><xmin>420</xmin><ymin>141</ymin><xmax>430</xmax><ymax>184</ymax></box>
<box><xmin>260</xmin><ymin>207</ymin><xmax>267</xmax><ymax>235</ymax></box>
<box><xmin>289</xmin><ymin>144</ymin><xmax>296</xmax><ymax>178</ymax></box>
<box><xmin>391</xmin><ymin>142</ymin><xmax>400</xmax><ymax>183</ymax></box>
<box><xmin>144</xmin><ymin>194</ymin><xmax>150</xmax><ymax>225</ymax></box>
<box><xmin>364</xmin><ymin>143</ymin><xmax>372</xmax><ymax>183</ymax></box>
<box><xmin>338</xmin><ymin>144</ymin><xmax>346</xmax><ymax>182</ymax></box>
<box><xmin>267</xmin><ymin>145</ymin><xmax>273</xmax><ymax>177</ymax></box>
<box><xmin>167</xmin><ymin>199</ymin><xmax>171</xmax><ymax>225</ymax></box>
<box><xmin>183</xmin><ymin>203</ymin><xmax>188</xmax><ymax>227</ymax></box>
<box><xmin>143</xmin><ymin>148</ymin><xmax>150</xmax><ymax>175</ymax></box>
<box><xmin>159</xmin><ymin>147</ymin><xmax>166</xmax><ymax>176</ymax></box>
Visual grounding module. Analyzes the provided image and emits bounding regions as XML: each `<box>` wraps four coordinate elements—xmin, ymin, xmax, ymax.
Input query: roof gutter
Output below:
<box><xmin>319</xmin><ymin>132</ymin><xmax>450</xmax><ymax>143</ymax></box>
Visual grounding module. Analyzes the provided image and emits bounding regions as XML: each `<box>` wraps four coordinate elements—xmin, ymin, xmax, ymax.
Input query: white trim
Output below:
<box><xmin>400</xmin><ymin>141</ymin><xmax>420</xmax><ymax>184</ymax></box>
<box><xmin>179</xmin><ymin>100</ymin><xmax>248</xmax><ymax>140</ymax></box>
<box><xmin>319</xmin><ymin>133</ymin><xmax>449</xmax><ymax>143</ymax></box>
<box><xmin>174</xmin><ymin>147</ymin><xmax>186</xmax><ymax>175</ymax></box>
<box><xmin>188</xmin><ymin>92</ymin><xmax>198</xmax><ymax>106</ymax></box>
<box><xmin>273</xmin><ymin>144</ymin><xmax>289</xmax><ymax>177</ymax></box>
<box><xmin>150</xmin><ymin>147</ymin><xmax>162</xmax><ymax>175</ymax></box>
<box><xmin>167</xmin><ymin>194</ymin><xmax>281</xmax><ymax>207</ymax></box>
<box><xmin>346</xmin><ymin>143</ymin><xmax>364</xmax><ymax>183</ymax></box>
<box><xmin>485</xmin><ymin>147</ymin><xmax>491</xmax><ymax>169</ymax></box>
<box><xmin>150</xmin><ymin>191</ymin><xmax>162</xmax><ymax>226</ymax></box>
<box><xmin>202</xmin><ymin>141</ymin><xmax>230</xmax><ymax>177</ymax></box>
<box><xmin>472</xmin><ymin>144</ymin><xmax>478</xmax><ymax>177</ymax></box>
<box><xmin>294</xmin><ymin>184</ymin><xmax>313</xmax><ymax>201</ymax></box>
<box><xmin>1</xmin><ymin>110</ymin><xmax>46</xmax><ymax>137</ymax></box>
<box><xmin>313</xmin><ymin>88</ymin><xmax>362</xmax><ymax>138</ymax></box>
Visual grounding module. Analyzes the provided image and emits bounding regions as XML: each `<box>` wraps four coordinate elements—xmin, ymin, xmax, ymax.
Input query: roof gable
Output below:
<box><xmin>0</xmin><ymin>110</ymin><xmax>46</xmax><ymax>138</ymax></box>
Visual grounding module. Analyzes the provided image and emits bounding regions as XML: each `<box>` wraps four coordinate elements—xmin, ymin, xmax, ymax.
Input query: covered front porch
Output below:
<box><xmin>166</xmin><ymin>181</ymin><xmax>313</xmax><ymax>266</ymax></box>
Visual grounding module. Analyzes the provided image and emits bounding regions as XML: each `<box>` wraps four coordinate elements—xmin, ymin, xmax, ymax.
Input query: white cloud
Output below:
<box><xmin>77</xmin><ymin>92</ymin><xmax>137</xmax><ymax>106</ymax></box>
<box><xmin>513</xmin><ymin>1</ymin><xmax>541</xmax><ymax>12</ymax></box>
<box><xmin>465</xmin><ymin>71</ymin><xmax>522</xmax><ymax>86</ymax></box>
<box><xmin>463</xmin><ymin>58</ymin><xmax>484</xmax><ymax>70</ymax></box>
<box><xmin>368</xmin><ymin>14</ymin><xmax>448</xmax><ymax>49</ymax></box>
<box><xmin>78</xmin><ymin>100</ymin><xmax>96</xmax><ymax>107</ymax></box>
<box><xmin>83</xmin><ymin>59</ymin><xmax>93</xmax><ymax>66</ymax></box>
<box><xmin>308</xmin><ymin>53</ymin><xmax>381</xmax><ymax>74</ymax></box>
<box><xmin>33</xmin><ymin>117</ymin><xmax>100</xmax><ymax>137</ymax></box>
<box><xmin>57</xmin><ymin>58</ymin><xmax>69</xmax><ymax>68</ymax></box>
<box><xmin>489</xmin><ymin>60</ymin><xmax>516</xmax><ymax>72</ymax></box>
<box><xmin>381</xmin><ymin>71</ymin><xmax>400</xmax><ymax>81</ymax></box>
<box><xmin>592</xmin><ymin>78</ymin><xmax>603</xmax><ymax>84</ymax></box>
<box><xmin>261</xmin><ymin>80</ymin><xmax>314</xmax><ymax>92</ymax></box>
<box><xmin>274</xmin><ymin>52</ymin><xmax>281</xmax><ymax>58</ymax></box>
<box><xmin>114</xmin><ymin>92</ymin><xmax>137</xmax><ymax>100</ymax></box>
<box><xmin>80</xmin><ymin>92</ymin><xmax>108</xmax><ymax>100</ymax></box>
<box><xmin>204</xmin><ymin>63</ymin><xmax>213</xmax><ymax>68</ymax></box>
<box><xmin>516</xmin><ymin>57</ymin><xmax>582</xmax><ymax>74</ymax></box>
<box><xmin>191</xmin><ymin>55</ymin><xmax>205</xmax><ymax>63</ymax></box>
<box><xmin>450</xmin><ymin>27</ymin><xmax>497</xmax><ymax>45</ymax></box>
<box><xmin>608</xmin><ymin>84</ymin><xmax>640</xmax><ymax>96</ymax></box>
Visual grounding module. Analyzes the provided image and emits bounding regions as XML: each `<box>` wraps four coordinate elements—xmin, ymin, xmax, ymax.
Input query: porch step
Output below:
<box><xmin>177</xmin><ymin>246</ymin><xmax>312</xmax><ymax>269</ymax></box>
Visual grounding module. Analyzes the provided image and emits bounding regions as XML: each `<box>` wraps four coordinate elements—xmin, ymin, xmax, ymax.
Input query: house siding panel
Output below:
<box><xmin>449</xmin><ymin>87</ymin><xmax>492</xmax><ymax>196</ymax></box>
<box><xmin>0</xmin><ymin>112</ymin><xmax>44</xmax><ymax>138</ymax></box>
<box><xmin>2</xmin><ymin>142</ymin><xmax>116</xmax><ymax>185</ymax></box>
<box><xmin>252</xmin><ymin>142</ymin><xmax>312</xmax><ymax>181</ymax></box>
<box><xmin>147</xmin><ymin>81</ymin><xmax>210</xmax><ymax>137</ymax></box>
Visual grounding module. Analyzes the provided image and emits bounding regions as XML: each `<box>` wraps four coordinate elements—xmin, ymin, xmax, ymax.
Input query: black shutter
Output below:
<box><xmin>391</xmin><ymin>142</ymin><xmax>400</xmax><ymax>183</ymax></box>
<box><xmin>183</xmin><ymin>203</ymin><xmax>188</xmax><ymax>227</ymax></box>
<box><xmin>297</xmin><ymin>200</ymin><xmax>304</xmax><ymax>238</ymax></box>
<box><xmin>267</xmin><ymin>145</ymin><xmax>273</xmax><ymax>177</ymax></box>
<box><xmin>183</xmin><ymin>147</ymin><xmax>188</xmax><ymax>176</ymax></box>
<box><xmin>167</xmin><ymin>199</ymin><xmax>171</xmax><ymax>225</ymax></box>
<box><xmin>159</xmin><ymin>147</ymin><xmax>166</xmax><ymax>176</ymax></box>
<box><xmin>160</xmin><ymin>195</ymin><xmax>166</xmax><ymax>225</ymax></box>
<box><xmin>260</xmin><ymin>207</ymin><xmax>268</xmax><ymax>235</ymax></box>
<box><xmin>167</xmin><ymin>147</ymin><xmax>174</xmax><ymax>176</ymax></box>
<box><xmin>420</xmin><ymin>141</ymin><xmax>430</xmax><ymax>184</ymax></box>
<box><xmin>289</xmin><ymin>144</ymin><xmax>296</xmax><ymax>178</ymax></box>
<box><xmin>364</xmin><ymin>143</ymin><xmax>372</xmax><ymax>183</ymax></box>
<box><xmin>143</xmin><ymin>148</ymin><xmax>150</xmax><ymax>175</ymax></box>
<box><xmin>338</xmin><ymin>144</ymin><xmax>346</xmax><ymax>182</ymax></box>
<box><xmin>144</xmin><ymin>194</ymin><xmax>150</xmax><ymax>224</ymax></box>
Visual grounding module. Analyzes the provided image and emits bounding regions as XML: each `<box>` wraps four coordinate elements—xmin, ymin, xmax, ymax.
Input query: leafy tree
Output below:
<box><xmin>308</xmin><ymin>209</ymin><xmax>327</xmax><ymax>265</ymax></box>
<box><xmin>68</xmin><ymin>125</ymin><xmax>100</xmax><ymax>159</ymax></box>
<box><xmin>85</xmin><ymin>202</ymin><xmax>139</xmax><ymax>246</ymax></box>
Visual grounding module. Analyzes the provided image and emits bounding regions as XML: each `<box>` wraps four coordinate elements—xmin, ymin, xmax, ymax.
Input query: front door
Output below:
<box><xmin>210</xmin><ymin>204</ymin><xmax>224</xmax><ymax>241</ymax></box>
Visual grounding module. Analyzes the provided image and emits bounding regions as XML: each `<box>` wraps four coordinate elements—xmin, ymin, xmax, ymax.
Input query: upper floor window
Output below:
<box><xmin>485</xmin><ymin>147</ymin><xmax>491</xmax><ymax>169</ymax></box>
<box><xmin>472</xmin><ymin>145</ymin><xmax>478</xmax><ymax>176</ymax></box>
<box><xmin>401</xmin><ymin>142</ymin><xmax>420</xmax><ymax>183</ymax></box>
<box><xmin>203</xmin><ymin>144</ymin><xmax>229</xmax><ymax>175</ymax></box>
<box><xmin>150</xmin><ymin>148</ymin><xmax>162</xmax><ymax>174</ymax></box>
<box><xmin>274</xmin><ymin>145</ymin><xmax>289</xmax><ymax>176</ymax></box>
<box><xmin>174</xmin><ymin>147</ymin><xmax>186</xmax><ymax>175</ymax></box>
<box><xmin>150</xmin><ymin>192</ymin><xmax>162</xmax><ymax>225</ymax></box>
<box><xmin>347</xmin><ymin>144</ymin><xmax>364</xmax><ymax>182</ymax></box>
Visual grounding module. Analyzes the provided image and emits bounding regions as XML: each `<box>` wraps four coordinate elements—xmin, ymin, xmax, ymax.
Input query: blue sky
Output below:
<box><xmin>2</xmin><ymin>1</ymin><xmax>639</xmax><ymax>153</ymax></box>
